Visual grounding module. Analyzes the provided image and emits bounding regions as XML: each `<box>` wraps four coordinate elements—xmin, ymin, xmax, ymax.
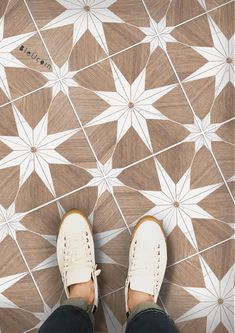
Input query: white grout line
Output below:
<box><xmin>2</xmin><ymin>0</ymin><xmax>233</xmax><ymax>315</ymax></box>
<box><xmin>3</xmin><ymin>2</ymin><xmax>130</xmax><ymax>240</ymax></box>
<box><xmin>2</xmin><ymin>117</ymin><xmax>230</xmax><ymax>226</ymax></box>
<box><xmin>66</xmin><ymin>93</ymin><xmax>132</xmax><ymax>234</ymax></box>
<box><xmin>0</xmin><ymin>86</ymin><xmax>45</xmax><ymax>109</ymax></box>
<box><xmin>158</xmin><ymin>295</ymin><xmax>168</xmax><ymax>314</ymax></box>
<box><xmin>119</xmin><ymin>132</ymin><xmax>202</xmax><ymax>171</ymax></box>
<box><xmin>4</xmin><ymin>0</ymin><xmax>233</xmax><ymax>227</ymax></box>
<box><xmin>1</xmin><ymin>0</ymin><xmax>230</xmax><ymax>112</ymax></box>
<box><xmin>0</xmin><ymin>129</ymin><xmax>221</xmax><ymax>226</ymax></box>
<box><xmin>4</xmin><ymin>4</ymin><xmax>234</xmax><ymax>210</ymax></box>
<box><xmin>166</xmin><ymin>236</ymin><xmax>233</xmax><ymax>268</ymax></box>
<box><xmin>66</xmin><ymin>95</ymin><xmax>101</xmax><ymax>165</ymax></box>
<box><xmin>99</xmin><ymin>286</ymin><xmax>125</xmax><ymax>299</ymax></box>
<box><xmin>0</xmin><ymin>19</ymin><xmax>143</xmax><ymax>110</ymax></box>
<box><xmin>0</xmin><ymin>0</ymin><xmax>232</xmax><ymax>112</ymax></box>
<box><xmin>203</xmin><ymin>116</ymin><xmax>235</xmax><ymax>134</ymax></box>
<box><xmin>8</xmin><ymin>223</ymin><xmax>47</xmax><ymax>305</ymax></box>
<box><xmin>71</xmin><ymin>40</ymin><xmax>145</xmax><ymax>75</ymax></box>
<box><xmin>206</xmin><ymin>145</ymin><xmax>235</xmax><ymax>203</ymax></box>
<box><xmin>99</xmin><ymin>237</ymin><xmax>233</xmax><ymax>302</ymax></box>
<box><xmin>169</xmin><ymin>0</ymin><xmax>234</xmax><ymax>30</ymax></box>
<box><xmin>19</xmin><ymin>0</ymin><xmax>133</xmax><ymax>237</ymax></box>
<box><xmin>141</xmin><ymin>0</ymin><xmax>152</xmax><ymax>18</ymax></box>
<box><xmin>6</xmin><ymin>182</ymin><xmax>93</xmax><ymax>224</ymax></box>
<box><xmin>23</xmin><ymin>0</ymin><xmax>143</xmax><ymax>76</ymax></box>
<box><xmin>150</xmin><ymin>12</ymin><xmax>235</xmax><ymax>203</ymax></box>
<box><xmin>104</xmin><ymin>177</ymin><xmax>131</xmax><ymax>234</ymax></box>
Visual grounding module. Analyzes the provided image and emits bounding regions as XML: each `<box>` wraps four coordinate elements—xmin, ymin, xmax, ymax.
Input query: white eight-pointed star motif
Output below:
<box><xmin>43</xmin><ymin>62</ymin><xmax>78</xmax><ymax>98</ymax></box>
<box><xmin>87</xmin><ymin>158</ymin><xmax>123</xmax><ymax>197</ymax></box>
<box><xmin>176</xmin><ymin>257</ymin><xmax>235</xmax><ymax>333</ymax></box>
<box><xmin>140</xmin><ymin>17</ymin><xmax>176</xmax><ymax>53</ymax></box>
<box><xmin>141</xmin><ymin>159</ymin><xmax>222</xmax><ymax>248</ymax></box>
<box><xmin>185</xmin><ymin>17</ymin><xmax>235</xmax><ymax>97</ymax></box>
<box><xmin>86</xmin><ymin>61</ymin><xmax>176</xmax><ymax>151</ymax></box>
<box><xmin>0</xmin><ymin>202</ymin><xmax>25</xmax><ymax>242</ymax></box>
<box><xmin>0</xmin><ymin>106</ymin><xmax>78</xmax><ymax>195</ymax></box>
<box><xmin>184</xmin><ymin>114</ymin><xmax>222</xmax><ymax>152</ymax></box>
<box><xmin>41</xmin><ymin>0</ymin><xmax>123</xmax><ymax>51</ymax></box>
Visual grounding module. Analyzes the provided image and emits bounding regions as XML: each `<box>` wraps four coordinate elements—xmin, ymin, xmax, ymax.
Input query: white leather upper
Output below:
<box><xmin>57</xmin><ymin>212</ymin><xmax>101</xmax><ymax>309</ymax></box>
<box><xmin>125</xmin><ymin>219</ymin><xmax>167</xmax><ymax>314</ymax></box>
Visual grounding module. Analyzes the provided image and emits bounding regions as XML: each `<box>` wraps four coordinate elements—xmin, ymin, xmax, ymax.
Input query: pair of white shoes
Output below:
<box><xmin>57</xmin><ymin>209</ymin><xmax>167</xmax><ymax>315</ymax></box>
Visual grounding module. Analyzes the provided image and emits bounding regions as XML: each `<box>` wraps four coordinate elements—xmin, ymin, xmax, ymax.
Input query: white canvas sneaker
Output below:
<box><xmin>57</xmin><ymin>209</ymin><xmax>101</xmax><ymax>312</ymax></box>
<box><xmin>125</xmin><ymin>216</ymin><xmax>167</xmax><ymax>314</ymax></box>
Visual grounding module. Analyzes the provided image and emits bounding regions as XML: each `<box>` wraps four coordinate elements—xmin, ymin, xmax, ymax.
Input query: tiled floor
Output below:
<box><xmin>0</xmin><ymin>0</ymin><xmax>234</xmax><ymax>332</ymax></box>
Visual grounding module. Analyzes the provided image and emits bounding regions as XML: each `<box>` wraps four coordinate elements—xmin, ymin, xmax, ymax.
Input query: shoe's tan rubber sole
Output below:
<box><xmin>58</xmin><ymin>208</ymin><xmax>93</xmax><ymax>235</ymax></box>
<box><xmin>132</xmin><ymin>215</ymin><xmax>165</xmax><ymax>240</ymax></box>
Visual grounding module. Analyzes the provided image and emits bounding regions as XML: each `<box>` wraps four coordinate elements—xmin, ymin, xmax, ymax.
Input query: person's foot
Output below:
<box><xmin>69</xmin><ymin>279</ymin><xmax>94</xmax><ymax>305</ymax></box>
<box><xmin>125</xmin><ymin>216</ymin><xmax>167</xmax><ymax>314</ymax></box>
<box><xmin>57</xmin><ymin>209</ymin><xmax>101</xmax><ymax>312</ymax></box>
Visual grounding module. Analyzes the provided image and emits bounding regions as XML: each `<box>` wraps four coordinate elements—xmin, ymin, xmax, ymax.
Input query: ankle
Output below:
<box><xmin>128</xmin><ymin>288</ymin><xmax>154</xmax><ymax>312</ymax></box>
<box><xmin>69</xmin><ymin>280</ymin><xmax>94</xmax><ymax>305</ymax></box>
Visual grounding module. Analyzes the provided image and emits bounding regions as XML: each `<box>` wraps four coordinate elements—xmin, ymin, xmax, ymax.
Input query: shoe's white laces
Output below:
<box><xmin>63</xmin><ymin>232</ymin><xmax>92</xmax><ymax>270</ymax></box>
<box><xmin>129</xmin><ymin>240</ymin><xmax>161</xmax><ymax>291</ymax></box>
<box><xmin>63</xmin><ymin>232</ymin><xmax>101</xmax><ymax>279</ymax></box>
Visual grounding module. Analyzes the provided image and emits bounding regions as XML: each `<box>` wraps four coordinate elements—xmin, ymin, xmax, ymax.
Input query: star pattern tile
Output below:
<box><xmin>0</xmin><ymin>202</ymin><xmax>25</xmax><ymax>242</ymax></box>
<box><xmin>0</xmin><ymin>0</ymin><xmax>234</xmax><ymax>332</ymax></box>
<box><xmin>184</xmin><ymin>16</ymin><xmax>235</xmax><ymax>97</ymax></box>
<box><xmin>184</xmin><ymin>113</ymin><xmax>222</xmax><ymax>152</ymax></box>
<box><xmin>41</xmin><ymin>0</ymin><xmax>124</xmax><ymax>51</ymax></box>
<box><xmin>140</xmin><ymin>17</ymin><xmax>176</xmax><ymax>53</ymax></box>
<box><xmin>87</xmin><ymin>158</ymin><xmax>123</xmax><ymax>197</ymax></box>
<box><xmin>176</xmin><ymin>257</ymin><xmax>234</xmax><ymax>333</ymax></box>
<box><xmin>42</xmin><ymin>62</ymin><xmax>78</xmax><ymax>98</ymax></box>
<box><xmin>0</xmin><ymin>1</ymin><xmax>52</xmax><ymax>103</ymax></box>
<box><xmin>86</xmin><ymin>61</ymin><xmax>176</xmax><ymax>151</ymax></box>
<box><xmin>27</xmin><ymin>0</ymin><xmax>148</xmax><ymax>70</ymax></box>
<box><xmin>141</xmin><ymin>159</ymin><xmax>222</xmax><ymax>248</ymax></box>
<box><xmin>0</xmin><ymin>105</ymin><xmax>78</xmax><ymax>195</ymax></box>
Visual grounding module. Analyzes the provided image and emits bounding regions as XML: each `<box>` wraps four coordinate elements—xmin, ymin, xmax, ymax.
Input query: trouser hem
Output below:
<box><xmin>127</xmin><ymin>301</ymin><xmax>164</xmax><ymax>323</ymax></box>
<box><xmin>62</xmin><ymin>297</ymin><xmax>94</xmax><ymax>327</ymax></box>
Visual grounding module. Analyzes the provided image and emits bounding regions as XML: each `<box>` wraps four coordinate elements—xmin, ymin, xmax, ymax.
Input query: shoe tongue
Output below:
<box><xmin>67</xmin><ymin>267</ymin><xmax>91</xmax><ymax>287</ymax></box>
<box><xmin>130</xmin><ymin>276</ymin><xmax>154</xmax><ymax>296</ymax></box>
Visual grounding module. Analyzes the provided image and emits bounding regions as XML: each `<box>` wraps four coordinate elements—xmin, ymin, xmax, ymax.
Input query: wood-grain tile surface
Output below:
<box><xmin>0</xmin><ymin>0</ymin><xmax>234</xmax><ymax>332</ymax></box>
